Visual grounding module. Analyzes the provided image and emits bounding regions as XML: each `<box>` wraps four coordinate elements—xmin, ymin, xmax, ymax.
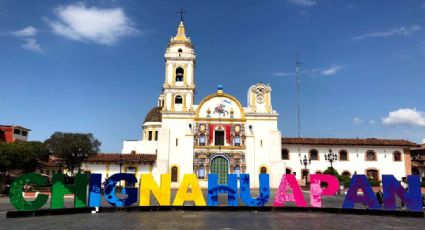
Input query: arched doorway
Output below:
<box><xmin>211</xmin><ymin>156</ymin><xmax>229</xmax><ymax>184</ymax></box>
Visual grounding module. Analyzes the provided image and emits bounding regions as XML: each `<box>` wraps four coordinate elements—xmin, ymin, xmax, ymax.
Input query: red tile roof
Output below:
<box><xmin>281</xmin><ymin>137</ymin><xmax>418</xmax><ymax>147</ymax></box>
<box><xmin>85</xmin><ymin>153</ymin><xmax>157</xmax><ymax>163</ymax></box>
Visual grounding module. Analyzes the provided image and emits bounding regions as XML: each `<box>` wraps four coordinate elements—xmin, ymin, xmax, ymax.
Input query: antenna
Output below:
<box><xmin>296</xmin><ymin>55</ymin><xmax>303</xmax><ymax>138</ymax></box>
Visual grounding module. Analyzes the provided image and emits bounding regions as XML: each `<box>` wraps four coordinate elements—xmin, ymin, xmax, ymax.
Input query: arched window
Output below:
<box><xmin>198</xmin><ymin>164</ymin><xmax>205</xmax><ymax>179</ymax></box>
<box><xmin>260</xmin><ymin>167</ymin><xmax>267</xmax><ymax>174</ymax></box>
<box><xmin>171</xmin><ymin>166</ymin><xmax>178</xmax><ymax>182</ymax></box>
<box><xmin>178</xmin><ymin>48</ymin><xmax>183</xmax><ymax>53</ymax></box>
<box><xmin>309</xmin><ymin>149</ymin><xmax>319</xmax><ymax>160</ymax></box>
<box><xmin>175</xmin><ymin>95</ymin><xmax>183</xmax><ymax>104</ymax></box>
<box><xmin>342</xmin><ymin>171</ymin><xmax>351</xmax><ymax>177</ymax></box>
<box><xmin>339</xmin><ymin>150</ymin><xmax>348</xmax><ymax>161</ymax></box>
<box><xmin>281</xmin><ymin>148</ymin><xmax>289</xmax><ymax>160</ymax></box>
<box><xmin>234</xmin><ymin>135</ymin><xmax>241</xmax><ymax>146</ymax></box>
<box><xmin>366</xmin><ymin>169</ymin><xmax>379</xmax><ymax>181</ymax></box>
<box><xmin>366</xmin><ymin>150</ymin><xmax>377</xmax><ymax>161</ymax></box>
<box><xmin>199</xmin><ymin>134</ymin><xmax>206</xmax><ymax>146</ymax></box>
<box><xmin>393</xmin><ymin>151</ymin><xmax>402</xmax><ymax>161</ymax></box>
<box><xmin>175</xmin><ymin>67</ymin><xmax>184</xmax><ymax>82</ymax></box>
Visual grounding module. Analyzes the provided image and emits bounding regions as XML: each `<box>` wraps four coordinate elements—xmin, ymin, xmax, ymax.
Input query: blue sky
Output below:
<box><xmin>1</xmin><ymin>0</ymin><xmax>425</xmax><ymax>152</ymax></box>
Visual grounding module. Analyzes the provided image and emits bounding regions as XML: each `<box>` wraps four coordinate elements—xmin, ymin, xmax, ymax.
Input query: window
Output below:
<box><xmin>178</xmin><ymin>48</ymin><xmax>183</xmax><ymax>53</ymax></box>
<box><xmin>342</xmin><ymin>171</ymin><xmax>351</xmax><ymax>177</ymax></box>
<box><xmin>285</xmin><ymin>168</ymin><xmax>292</xmax><ymax>174</ymax></box>
<box><xmin>199</xmin><ymin>134</ymin><xmax>206</xmax><ymax>146</ymax></box>
<box><xmin>176</xmin><ymin>67</ymin><xmax>184</xmax><ymax>82</ymax></box>
<box><xmin>260</xmin><ymin>167</ymin><xmax>267</xmax><ymax>174</ymax></box>
<box><xmin>176</xmin><ymin>138</ymin><xmax>178</xmax><ymax>146</ymax></box>
<box><xmin>393</xmin><ymin>151</ymin><xmax>402</xmax><ymax>161</ymax></box>
<box><xmin>281</xmin><ymin>149</ymin><xmax>289</xmax><ymax>160</ymax></box>
<box><xmin>309</xmin><ymin>149</ymin><xmax>319</xmax><ymax>160</ymax></box>
<box><xmin>214</xmin><ymin>130</ymin><xmax>224</xmax><ymax>146</ymax></box>
<box><xmin>40</xmin><ymin>169</ymin><xmax>44</xmax><ymax>174</ymax></box>
<box><xmin>366</xmin><ymin>150</ymin><xmax>377</xmax><ymax>161</ymax></box>
<box><xmin>46</xmin><ymin>170</ymin><xmax>50</xmax><ymax>175</ymax></box>
<box><xmin>21</xmin><ymin>131</ymin><xmax>28</xmax><ymax>137</ymax></box>
<box><xmin>171</xmin><ymin>166</ymin><xmax>178</xmax><ymax>182</ymax></box>
<box><xmin>339</xmin><ymin>150</ymin><xmax>348</xmax><ymax>161</ymax></box>
<box><xmin>175</xmin><ymin>95</ymin><xmax>183</xmax><ymax>104</ymax></box>
<box><xmin>234</xmin><ymin>135</ymin><xmax>241</xmax><ymax>146</ymax></box>
<box><xmin>234</xmin><ymin>165</ymin><xmax>241</xmax><ymax>178</ymax></box>
<box><xmin>148</xmin><ymin>131</ymin><xmax>153</xmax><ymax>141</ymax></box>
<box><xmin>155</xmin><ymin>131</ymin><xmax>158</xmax><ymax>141</ymax></box>
<box><xmin>198</xmin><ymin>164</ymin><xmax>205</xmax><ymax>179</ymax></box>
<box><xmin>127</xmin><ymin>167</ymin><xmax>136</xmax><ymax>174</ymax></box>
<box><xmin>366</xmin><ymin>169</ymin><xmax>379</xmax><ymax>181</ymax></box>
<box><xmin>13</xmin><ymin>129</ymin><xmax>20</xmax><ymax>135</ymax></box>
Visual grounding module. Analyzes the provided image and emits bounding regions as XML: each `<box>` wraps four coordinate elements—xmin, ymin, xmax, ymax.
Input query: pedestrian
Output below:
<box><xmin>400</xmin><ymin>177</ymin><xmax>408</xmax><ymax>209</ymax></box>
<box><xmin>376</xmin><ymin>182</ymin><xmax>384</xmax><ymax>207</ymax></box>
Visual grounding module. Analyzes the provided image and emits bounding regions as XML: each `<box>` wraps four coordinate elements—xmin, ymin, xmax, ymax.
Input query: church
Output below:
<box><xmin>82</xmin><ymin>20</ymin><xmax>418</xmax><ymax>188</ymax></box>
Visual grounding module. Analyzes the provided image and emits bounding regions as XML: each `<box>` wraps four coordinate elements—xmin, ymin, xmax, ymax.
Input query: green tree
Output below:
<box><xmin>44</xmin><ymin>132</ymin><xmax>101</xmax><ymax>175</ymax></box>
<box><xmin>0</xmin><ymin>141</ymin><xmax>49</xmax><ymax>193</ymax></box>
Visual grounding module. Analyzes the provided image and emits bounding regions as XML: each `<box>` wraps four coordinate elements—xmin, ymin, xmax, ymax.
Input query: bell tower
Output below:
<box><xmin>160</xmin><ymin>20</ymin><xmax>196</xmax><ymax>112</ymax></box>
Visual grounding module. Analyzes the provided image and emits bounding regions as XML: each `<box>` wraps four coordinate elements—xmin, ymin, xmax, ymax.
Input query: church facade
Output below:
<box><xmin>82</xmin><ymin>20</ymin><xmax>418</xmax><ymax>188</ymax></box>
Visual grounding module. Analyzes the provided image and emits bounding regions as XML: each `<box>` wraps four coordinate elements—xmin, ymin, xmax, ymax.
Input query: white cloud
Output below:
<box><xmin>352</xmin><ymin>117</ymin><xmax>364</xmax><ymax>125</ymax></box>
<box><xmin>369</xmin><ymin>120</ymin><xmax>375</xmax><ymax>124</ymax></box>
<box><xmin>321</xmin><ymin>65</ymin><xmax>343</xmax><ymax>76</ymax></box>
<box><xmin>382</xmin><ymin>108</ymin><xmax>425</xmax><ymax>127</ymax></box>
<box><xmin>353</xmin><ymin>25</ymin><xmax>422</xmax><ymax>40</ymax></box>
<box><xmin>45</xmin><ymin>3</ymin><xmax>139</xmax><ymax>45</ymax></box>
<box><xmin>289</xmin><ymin>0</ymin><xmax>317</xmax><ymax>6</ymax></box>
<box><xmin>273</xmin><ymin>72</ymin><xmax>295</xmax><ymax>76</ymax></box>
<box><xmin>11</xmin><ymin>26</ymin><xmax>38</xmax><ymax>37</ymax></box>
<box><xmin>422</xmin><ymin>138</ymin><xmax>425</xmax><ymax>144</ymax></box>
<box><xmin>22</xmin><ymin>38</ymin><xmax>44</xmax><ymax>53</ymax></box>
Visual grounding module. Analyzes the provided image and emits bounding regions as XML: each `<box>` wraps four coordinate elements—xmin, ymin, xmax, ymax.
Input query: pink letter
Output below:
<box><xmin>273</xmin><ymin>174</ymin><xmax>307</xmax><ymax>207</ymax></box>
<box><xmin>309</xmin><ymin>174</ymin><xmax>339</xmax><ymax>207</ymax></box>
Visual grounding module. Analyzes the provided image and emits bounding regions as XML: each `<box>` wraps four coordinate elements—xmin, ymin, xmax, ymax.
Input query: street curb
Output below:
<box><xmin>6</xmin><ymin>206</ymin><xmax>425</xmax><ymax>218</ymax></box>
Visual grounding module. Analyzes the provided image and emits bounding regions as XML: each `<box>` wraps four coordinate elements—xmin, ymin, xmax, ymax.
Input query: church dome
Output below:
<box><xmin>144</xmin><ymin>107</ymin><xmax>162</xmax><ymax>123</ymax></box>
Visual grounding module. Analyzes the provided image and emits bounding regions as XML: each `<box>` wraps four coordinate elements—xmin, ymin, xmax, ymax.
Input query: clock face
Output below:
<box><xmin>256</xmin><ymin>94</ymin><xmax>264</xmax><ymax>103</ymax></box>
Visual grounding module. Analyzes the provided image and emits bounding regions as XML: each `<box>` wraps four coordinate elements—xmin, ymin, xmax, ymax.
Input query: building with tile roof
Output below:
<box><xmin>81</xmin><ymin>20</ymin><xmax>419</xmax><ymax>188</ymax></box>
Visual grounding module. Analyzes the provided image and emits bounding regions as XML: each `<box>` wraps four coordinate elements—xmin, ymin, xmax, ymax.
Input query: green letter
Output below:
<box><xmin>9</xmin><ymin>173</ymin><xmax>49</xmax><ymax>211</ymax></box>
<box><xmin>51</xmin><ymin>173</ymin><xmax>88</xmax><ymax>209</ymax></box>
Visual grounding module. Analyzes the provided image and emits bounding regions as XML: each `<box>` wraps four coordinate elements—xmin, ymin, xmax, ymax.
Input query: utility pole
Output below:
<box><xmin>296</xmin><ymin>55</ymin><xmax>302</xmax><ymax>138</ymax></box>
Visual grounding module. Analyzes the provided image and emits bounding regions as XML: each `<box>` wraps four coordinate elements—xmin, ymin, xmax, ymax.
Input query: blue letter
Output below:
<box><xmin>207</xmin><ymin>174</ymin><xmax>238</xmax><ymax>206</ymax></box>
<box><xmin>88</xmin><ymin>174</ymin><xmax>102</xmax><ymax>207</ymax></box>
<box><xmin>104</xmin><ymin>173</ymin><xmax>138</xmax><ymax>207</ymax></box>
<box><xmin>240</xmin><ymin>174</ymin><xmax>270</xmax><ymax>206</ymax></box>
<box><xmin>383</xmin><ymin>175</ymin><xmax>422</xmax><ymax>211</ymax></box>
<box><xmin>342</xmin><ymin>175</ymin><xmax>380</xmax><ymax>209</ymax></box>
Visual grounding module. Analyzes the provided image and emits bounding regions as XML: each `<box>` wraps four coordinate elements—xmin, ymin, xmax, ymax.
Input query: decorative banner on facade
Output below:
<box><xmin>8</xmin><ymin>173</ymin><xmax>424</xmax><ymax>212</ymax></box>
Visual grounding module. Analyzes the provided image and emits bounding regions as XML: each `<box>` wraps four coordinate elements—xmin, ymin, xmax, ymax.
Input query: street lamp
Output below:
<box><xmin>324</xmin><ymin>149</ymin><xmax>338</xmax><ymax>168</ymax></box>
<box><xmin>300</xmin><ymin>155</ymin><xmax>311</xmax><ymax>187</ymax></box>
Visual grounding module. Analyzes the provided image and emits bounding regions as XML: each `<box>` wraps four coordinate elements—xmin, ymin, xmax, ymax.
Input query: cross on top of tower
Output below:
<box><xmin>177</xmin><ymin>8</ymin><xmax>187</xmax><ymax>22</ymax></box>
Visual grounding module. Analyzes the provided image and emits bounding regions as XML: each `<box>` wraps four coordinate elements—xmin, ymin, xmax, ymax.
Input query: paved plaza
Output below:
<box><xmin>1</xmin><ymin>190</ymin><xmax>424</xmax><ymax>229</ymax></box>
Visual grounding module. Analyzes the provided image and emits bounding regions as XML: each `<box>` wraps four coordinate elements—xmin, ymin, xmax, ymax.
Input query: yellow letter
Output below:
<box><xmin>139</xmin><ymin>174</ymin><xmax>171</xmax><ymax>206</ymax></box>
<box><xmin>173</xmin><ymin>174</ymin><xmax>206</xmax><ymax>206</ymax></box>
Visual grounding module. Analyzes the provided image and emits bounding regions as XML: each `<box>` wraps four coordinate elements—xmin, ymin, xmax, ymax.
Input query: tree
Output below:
<box><xmin>44</xmin><ymin>132</ymin><xmax>101</xmax><ymax>175</ymax></box>
<box><xmin>0</xmin><ymin>141</ymin><xmax>49</xmax><ymax>193</ymax></box>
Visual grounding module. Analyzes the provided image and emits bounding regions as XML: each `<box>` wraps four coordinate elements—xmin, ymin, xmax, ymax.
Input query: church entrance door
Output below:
<box><xmin>211</xmin><ymin>156</ymin><xmax>228</xmax><ymax>184</ymax></box>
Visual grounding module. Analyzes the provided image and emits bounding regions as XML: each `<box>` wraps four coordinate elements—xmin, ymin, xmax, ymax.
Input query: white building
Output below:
<box><xmin>83</xmin><ymin>20</ymin><xmax>418</xmax><ymax>188</ymax></box>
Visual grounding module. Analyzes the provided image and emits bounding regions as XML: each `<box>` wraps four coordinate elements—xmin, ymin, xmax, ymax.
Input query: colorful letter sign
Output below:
<box><xmin>8</xmin><ymin>172</ymin><xmax>424</xmax><ymax>212</ymax></box>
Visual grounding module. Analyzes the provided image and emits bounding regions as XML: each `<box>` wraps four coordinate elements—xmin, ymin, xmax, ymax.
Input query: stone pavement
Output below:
<box><xmin>1</xmin><ymin>211</ymin><xmax>425</xmax><ymax>229</ymax></box>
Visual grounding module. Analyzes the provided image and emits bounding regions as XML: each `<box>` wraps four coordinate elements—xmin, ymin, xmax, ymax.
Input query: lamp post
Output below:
<box><xmin>324</xmin><ymin>149</ymin><xmax>338</xmax><ymax>168</ymax></box>
<box><xmin>300</xmin><ymin>155</ymin><xmax>311</xmax><ymax>188</ymax></box>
